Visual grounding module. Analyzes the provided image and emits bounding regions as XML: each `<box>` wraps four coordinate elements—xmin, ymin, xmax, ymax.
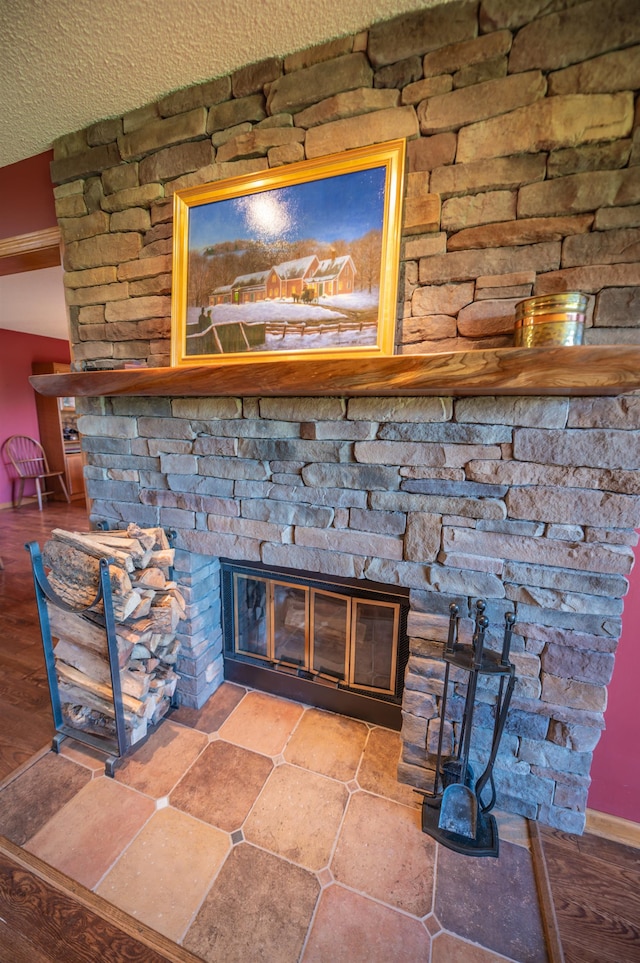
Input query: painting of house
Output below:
<box><xmin>307</xmin><ymin>255</ymin><xmax>356</xmax><ymax>298</ymax></box>
<box><xmin>265</xmin><ymin>255</ymin><xmax>319</xmax><ymax>301</ymax></box>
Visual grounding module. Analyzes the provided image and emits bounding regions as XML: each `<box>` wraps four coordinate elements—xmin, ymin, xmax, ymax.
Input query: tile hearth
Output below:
<box><xmin>0</xmin><ymin>683</ymin><xmax>547</xmax><ymax>963</ymax></box>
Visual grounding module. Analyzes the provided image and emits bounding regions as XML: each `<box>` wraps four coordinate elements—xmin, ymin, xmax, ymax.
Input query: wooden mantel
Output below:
<box><xmin>29</xmin><ymin>345</ymin><xmax>640</xmax><ymax>399</ymax></box>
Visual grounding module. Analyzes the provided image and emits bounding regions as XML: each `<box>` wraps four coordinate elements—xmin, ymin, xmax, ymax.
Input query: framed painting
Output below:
<box><xmin>170</xmin><ymin>138</ymin><xmax>406</xmax><ymax>366</ymax></box>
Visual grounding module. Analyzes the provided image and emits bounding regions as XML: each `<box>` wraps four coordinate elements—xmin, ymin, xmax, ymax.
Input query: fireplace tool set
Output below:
<box><xmin>420</xmin><ymin>600</ymin><xmax>516</xmax><ymax>857</ymax></box>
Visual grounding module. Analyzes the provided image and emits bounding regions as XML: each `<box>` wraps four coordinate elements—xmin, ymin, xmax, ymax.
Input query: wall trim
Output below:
<box><xmin>586</xmin><ymin>808</ymin><xmax>640</xmax><ymax>849</ymax></box>
<box><xmin>0</xmin><ymin>227</ymin><xmax>61</xmax><ymax>259</ymax></box>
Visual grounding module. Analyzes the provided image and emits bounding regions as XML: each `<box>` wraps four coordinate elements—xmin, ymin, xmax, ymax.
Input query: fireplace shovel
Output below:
<box><xmin>437</xmin><ymin>613</ymin><xmax>488</xmax><ymax>839</ymax></box>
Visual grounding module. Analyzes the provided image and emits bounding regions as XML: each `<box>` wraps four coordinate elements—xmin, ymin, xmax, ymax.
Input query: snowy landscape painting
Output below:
<box><xmin>170</xmin><ymin>140</ymin><xmax>405</xmax><ymax>366</ymax></box>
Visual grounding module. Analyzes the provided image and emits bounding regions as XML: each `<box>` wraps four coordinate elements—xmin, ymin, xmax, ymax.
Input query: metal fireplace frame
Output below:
<box><xmin>221</xmin><ymin>559</ymin><xmax>410</xmax><ymax>730</ymax></box>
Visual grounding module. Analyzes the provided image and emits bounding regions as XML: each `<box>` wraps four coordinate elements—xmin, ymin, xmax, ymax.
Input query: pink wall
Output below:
<box><xmin>0</xmin><ymin>151</ymin><xmax>56</xmax><ymax>239</ymax></box>
<box><xmin>0</xmin><ymin>328</ymin><xmax>70</xmax><ymax>506</ymax></box>
<box><xmin>588</xmin><ymin>540</ymin><xmax>640</xmax><ymax>823</ymax></box>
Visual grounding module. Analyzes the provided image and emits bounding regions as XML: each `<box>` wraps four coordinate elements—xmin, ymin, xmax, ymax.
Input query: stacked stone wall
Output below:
<box><xmin>77</xmin><ymin>393</ymin><xmax>640</xmax><ymax>832</ymax></box>
<box><xmin>50</xmin><ymin>0</ymin><xmax>640</xmax><ymax>366</ymax></box>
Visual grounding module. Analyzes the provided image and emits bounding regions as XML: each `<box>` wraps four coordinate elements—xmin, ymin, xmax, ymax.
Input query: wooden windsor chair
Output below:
<box><xmin>1</xmin><ymin>434</ymin><xmax>70</xmax><ymax>511</ymax></box>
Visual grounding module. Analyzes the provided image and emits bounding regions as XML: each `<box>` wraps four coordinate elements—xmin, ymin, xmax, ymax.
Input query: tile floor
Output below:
<box><xmin>0</xmin><ymin>683</ymin><xmax>549</xmax><ymax>963</ymax></box>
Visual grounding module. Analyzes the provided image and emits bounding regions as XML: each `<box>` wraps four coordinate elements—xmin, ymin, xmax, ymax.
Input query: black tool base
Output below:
<box><xmin>421</xmin><ymin>798</ymin><xmax>499</xmax><ymax>858</ymax></box>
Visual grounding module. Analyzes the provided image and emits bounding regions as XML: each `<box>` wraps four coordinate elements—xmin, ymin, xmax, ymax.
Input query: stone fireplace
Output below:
<box><xmin>32</xmin><ymin>0</ymin><xmax>640</xmax><ymax>834</ymax></box>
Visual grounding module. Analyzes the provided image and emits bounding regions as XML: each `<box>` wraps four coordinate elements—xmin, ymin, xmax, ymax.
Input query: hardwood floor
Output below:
<box><xmin>538</xmin><ymin>820</ymin><xmax>640</xmax><ymax>962</ymax></box>
<box><xmin>0</xmin><ymin>500</ymin><xmax>90</xmax><ymax>781</ymax></box>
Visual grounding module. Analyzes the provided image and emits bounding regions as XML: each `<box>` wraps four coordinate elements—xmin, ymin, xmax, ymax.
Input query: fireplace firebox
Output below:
<box><xmin>221</xmin><ymin>561</ymin><xmax>409</xmax><ymax>729</ymax></box>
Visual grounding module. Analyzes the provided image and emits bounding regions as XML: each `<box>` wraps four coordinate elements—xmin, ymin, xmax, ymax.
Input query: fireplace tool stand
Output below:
<box><xmin>420</xmin><ymin>600</ymin><xmax>516</xmax><ymax>858</ymax></box>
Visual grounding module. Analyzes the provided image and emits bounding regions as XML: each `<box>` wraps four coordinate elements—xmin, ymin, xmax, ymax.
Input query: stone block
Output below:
<box><xmin>568</xmin><ymin>395</ymin><xmax>640</xmax><ymax>430</ymax></box>
<box><xmin>216</xmin><ymin>127</ymin><xmax>304</xmax><ymax>163</ymax></box>
<box><xmin>139</xmin><ymin>140</ymin><xmax>213</xmax><ymax>183</ymax></box>
<box><xmin>519</xmin><ymin>166</ymin><xmax>640</xmax><ymax>218</ymax></box>
<box><xmin>58</xmin><ymin>211</ymin><xmax>110</xmax><ymax>244</ymax></box>
<box><xmin>407</xmin><ymin>133</ymin><xmax>457</xmax><ymax>172</ymax></box>
<box><xmin>301</xmin><ymin>462</ymin><xmax>400</xmax><ymax>492</ymax></box>
<box><xmin>422</xmin><ymin>29</ymin><xmax>512</xmax><ymax>78</ymax></box>
<box><xmin>547</xmin><ymin>720</ymin><xmax>602</xmax><ymax>752</ymax></box>
<box><xmin>595</xmin><ymin>204</ymin><xmax>640</xmax><ymax>230</ymax></box>
<box><xmin>402</xmin><ymin>76</ymin><xmax>453</xmax><ymax>107</ymax></box>
<box><xmin>431</xmin><ymin>153</ymin><xmax>546</xmax><ymax>197</ymax></box>
<box><xmin>548</xmin><ymin>141</ymin><xmax>632</xmax><ymax>179</ymax></box>
<box><xmin>374</xmin><ymin>56</ymin><xmax>422</xmax><ymax>90</ymax></box>
<box><xmin>457</xmin><ymin>93</ymin><xmax>633</xmax><ymax>164</ymax></box>
<box><xmin>86</xmin><ymin>117</ymin><xmax>122</xmax><ymax>147</ymax></box>
<box><xmin>549</xmin><ymin>44</ymin><xmax>640</xmax><ymax>96</ymax></box>
<box><xmin>55</xmin><ymin>194</ymin><xmax>87</xmax><ymax>218</ymax></box>
<box><xmin>305</xmin><ymin>106</ymin><xmax>419</xmax><ymax>158</ymax></box>
<box><xmin>52</xmin><ymin>129</ymin><xmax>87</xmax><ymax>160</ymax></box>
<box><xmin>542</xmin><ymin>673</ymin><xmax>607</xmax><ymax>713</ymax></box>
<box><xmin>294</xmin><ymin>88</ymin><xmax>399</xmax><ymax>129</ymax></box>
<box><xmin>349</xmin><ymin>398</ymin><xmax>453</xmax><ymax>424</ymax></box>
<box><xmin>50</xmin><ymin>142</ymin><xmax>121</xmax><ymax>184</ymax></box>
<box><xmin>506</xmin><ymin>485</ymin><xmax>640</xmax><ymax>529</ymax></box>
<box><xmin>563</xmin><ymin>227</ymin><xmax>640</xmax><ymax>267</ymax></box>
<box><xmin>268</xmin><ymin>143</ymin><xmax>305</xmax><ymax>167</ymax></box>
<box><xmin>403</xmin><ymin>512</ymin><xmax>442</xmax><ymax>562</ymax></box>
<box><xmin>542</xmin><ymin>644</ymin><xmax>615</xmax><ymax>686</ymax></box>
<box><xmin>109</xmin><ymin>208</ymin><xmax>151</xmax><ymax>233</ymax></box>
<box><xmin>284</xmin><ymin>36</ymin><xmax>354</xmax><ymax>73</ymax></box>
<box><xmin>117</xmin><ymin>255</ymin><xmax>172</xmax><ymax>281</ymax></box>
<box><xmin>449</xmin><ymin>213</ymin><xmax>593</xmax><ymax>251</ymax></box>
<box><xmin>259</xmin><ymin>397</ymin><xmax>344</xmax><ymax>421</ymax></box>
<box><xmin>122</xmin><ymin>103</ymin><xmax>160</xmax><ymax>134</ymax></box>
<box><xmin>64</xmin><ymin>232</ymin><xmax>142</xmax><ymax>270</ymax></box>
<box><xmin>295</xmin><ymin>526</ymin><xmax>403</xmax><ymax>560</ymax></box>
<box><xmin>418</xmin><ymin>241</ymin><xmax>560</xmax><ymax>284</ymax></box>
<box><xmin>403</xmin><ymin>315</ymin><xmax>456</xmax><ymax>343</ymax></box>
<box><xmin>129</xmin><ymin>274</ymin><xmax>171</xmax><ymax>297</ymax></box>
<box><xmin>105</xmin><ymin>295</ymin><xmax>171</xmax><ymax>322</ymax></box>
<box><xmin>442</xmin><ymin>525</ymin><xmax>633</xmax><ymax>575</ymax></box>
<box><xmin>118</xmin><ymin>108</ymin><xmax>208</xmax><ymax>160</ymax></box>
<box><xmin>441</xmin><ymin>191</ymin><xmax>516</xmax><ymax>232</ymax></box>
<box><xmin>454</xmin><ymin>57</ymin><xmax>508</xmax><ymax>88</ymax></box>
<box><xmin>267</xmin><ymin>53</ymin><xmax>373</xmax><ymax>116</ymax></box>
<box><xmin>367</xmin><ymin>1</ymin><xmax>478</xmax><ymax>67</ymax></box>
<box><xmin>509</xmin><ymin>0</ymin><xmax>640</xmax><ymax>73</ymax></box>
<box><xmin>264</xmin><ymin>542</ymin><xmax>363</xmax><ymax>579</ymax></box>
<box><xmin>65</xmin><ymin>283</ymin><xmax>129</xmax><ymax>307</ymax></box>
<box><xmin>63</xmin><ymin>266</ymin><xmax>117</xmax><ymax>289</ymax></box>
<box><xmin>456</xmin><ymin>298</ymin><xmax>522</xmax><ymax>338</ymax></box>
<box><xmin>403</xmin><ymin>193</ymin><xmax>440</xmax><ymax>234</ymax></box>
<box><xmin>419</xmin><ymin>70</ymin><xmax>546</xmax><ymax>134</ymax></box>
<box><xmin>232</xmin><ymin>57</ymin><xmax>282</xmax><ymax>97</ymax></box>
<box><xmin>403</xmin><ymin>233</ymin><xmax>447</xmax><ymax>260</ymax></box>
<box><xmin>101</xmin><ymin>183</ymin><xmax>164</xmax><ymax>212</ymax></box>
<box><xmin>158</xmin><ymin>77</ymin><xmax>231</xmax><ymax>117</ymax></box>
<box><xmin>513</xmin><ymin>426</ymin><xmax>640</xmax><ymax>471</ymax></box>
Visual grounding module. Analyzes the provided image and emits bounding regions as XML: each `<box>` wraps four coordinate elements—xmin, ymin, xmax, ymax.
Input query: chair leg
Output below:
<box><xmin>59</xmin><ymin>474</ymin><xmax>71</xmax><ymax>504</ymax></box>
<box><xmin>15</xmin><ymin>479</ymin><xmax>24</xmax><ymax>509</ymax></box>
<box><xmin>35</xmin><ymin>478</ymin><xmax>43</xmax><ymax>512</ymax></box>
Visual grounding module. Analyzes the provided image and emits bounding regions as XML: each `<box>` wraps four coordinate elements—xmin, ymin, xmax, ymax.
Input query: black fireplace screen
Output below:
<box><xmin>221</xmin><ymin>561</ymin><xmax>409</xmax><ymax>720</ymax></box>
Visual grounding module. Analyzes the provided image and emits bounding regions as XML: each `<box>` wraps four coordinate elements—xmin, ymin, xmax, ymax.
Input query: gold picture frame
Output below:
<box><xmin>170</xmin><ymin>139</ymin><xmax>406</xmax><ymax>366</ymax></box>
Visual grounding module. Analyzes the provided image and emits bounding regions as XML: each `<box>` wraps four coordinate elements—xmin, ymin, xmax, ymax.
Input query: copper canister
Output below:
<box><xmin>513</xmin><ymin>292</ymin><xmax>588</xmax><ymax>347</ymax></box>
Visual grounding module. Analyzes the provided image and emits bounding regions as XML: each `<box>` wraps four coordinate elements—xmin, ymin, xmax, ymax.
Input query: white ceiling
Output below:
<box><xmin>1</xmin><ymin>0</ymin><xmax>444</xmax><ymax>342</ymax></box>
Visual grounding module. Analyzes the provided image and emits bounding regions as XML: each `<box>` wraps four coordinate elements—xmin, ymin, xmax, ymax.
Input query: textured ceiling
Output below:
<box><xmin>1</xmin><ymin>0</ymin><xmax>444</xmax><ymax>170</ymax></box>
